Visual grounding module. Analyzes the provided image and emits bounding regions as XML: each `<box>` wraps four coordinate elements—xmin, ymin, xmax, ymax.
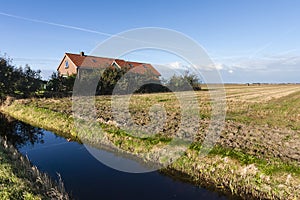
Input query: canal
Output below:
<box><xmin>0</xmin><ymin>114</ymin><xmax>228</xmax><ymax>199</ymax></box>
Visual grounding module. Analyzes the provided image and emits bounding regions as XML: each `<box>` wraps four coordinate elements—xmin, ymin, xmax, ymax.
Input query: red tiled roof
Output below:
<box><xmin>65</xmin><ymin>53</ymin><xmax>161</xmax><ymax>76</ymax></box>
<box><xmin>115</xmin><ymin>59</ymin><xmax>161</xmax><ymax>76</ymax></box>
<box><xmin>66</xmin><ymin>53</ymin><xmax>114</xmax><ymax>69</ymax></box>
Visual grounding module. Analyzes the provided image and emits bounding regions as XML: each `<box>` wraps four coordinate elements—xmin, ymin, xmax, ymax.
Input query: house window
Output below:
<box><xmin>65</xmin><ymin>60</ymin><xmax>69</xmax><ymax>69</ymax></box>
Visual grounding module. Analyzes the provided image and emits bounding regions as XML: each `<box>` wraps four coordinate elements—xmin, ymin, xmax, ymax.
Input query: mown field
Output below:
<box><xmin>3</xmin><ymin>84</ymin><xmax>300</xmax><ymax>199</ymax></box>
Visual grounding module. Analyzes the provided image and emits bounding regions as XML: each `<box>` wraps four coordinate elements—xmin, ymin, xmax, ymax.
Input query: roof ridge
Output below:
<box><xmin>65</xmin><ymin>52</ymin><xmax>152</xmax><ymax>64</ymax></box>
<box><xmin>65</xmin><ymin>52</ymin><xmax>123</xmax><ymax>61</ymax></box>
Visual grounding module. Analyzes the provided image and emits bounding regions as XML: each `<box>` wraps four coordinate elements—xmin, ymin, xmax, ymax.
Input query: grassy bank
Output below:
<box><xmin>2</xmin><ymin>98</ymin><xmax>300</xmax><ymax>199</ymax></box>
<box><xmin>0</xmin><ymin>135</ymin><xmax>69</xmax><ymax>199</ymax></box>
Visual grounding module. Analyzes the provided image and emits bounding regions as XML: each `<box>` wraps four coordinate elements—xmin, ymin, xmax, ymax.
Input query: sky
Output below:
<box><xmin>0</xmin><ymin>0</ymin><xmax>300</xmax><ymax>83</ymax></box>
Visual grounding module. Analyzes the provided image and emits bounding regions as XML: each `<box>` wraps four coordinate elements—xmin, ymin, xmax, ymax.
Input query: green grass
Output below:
<box><xmin>99</xmin><ymin>122</ymin><xmax>172</xmax><ymax>153</ymax></box>
<box><xmin>209</xmin><ymin>145</ymin><xmax>300</xmax><ymax>176</ymax></box>
<box><xmin>1</xmin><ymin>102</ymin><xmax>80</xmax><ymax>142</ymax></box>
<box><xmin>190</xmin><ymin>143</ymin><xmax>300</xmax><ymax>177</ymax></box>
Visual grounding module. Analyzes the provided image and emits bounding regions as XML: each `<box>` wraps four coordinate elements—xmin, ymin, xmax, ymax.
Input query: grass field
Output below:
<box><xmin>2</xmin><ymin>84</ymin><xmax>300</xmax><ymax>199</ymax></box>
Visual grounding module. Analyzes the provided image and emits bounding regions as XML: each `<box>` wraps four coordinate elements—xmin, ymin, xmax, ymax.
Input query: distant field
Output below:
<box><xmin>31</xmin><ymin>84</ymin><xmax>300</xmax><ymax>128</ymax></box>
<box><xmin>22</xmin><ymin>84</ymin><xmax>300</xmax><ymax>129</ymax></box>
<box><xmin>35</xmin><ymin>84</ymin><xmax>300</xmax><ymax>126</ymax></box>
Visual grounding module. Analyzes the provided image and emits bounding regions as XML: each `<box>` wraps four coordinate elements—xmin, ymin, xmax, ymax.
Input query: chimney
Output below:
<box><xmin>80</xmin><ymin>51</ymin><xmax>85</xmax><ymax>56</ymax></box>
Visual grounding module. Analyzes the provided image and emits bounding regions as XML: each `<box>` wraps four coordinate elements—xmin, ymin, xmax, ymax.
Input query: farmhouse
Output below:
<box><xmin>57</xmin><ymin>52</ymin><xmax>161</xmax><ymax>78</ymax></box>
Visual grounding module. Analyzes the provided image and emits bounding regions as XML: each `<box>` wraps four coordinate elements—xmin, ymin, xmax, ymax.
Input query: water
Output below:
<box><xmin>0</xmin><ymin>114</ymin><xmax>228</xmax><ymax>200</ymax></box>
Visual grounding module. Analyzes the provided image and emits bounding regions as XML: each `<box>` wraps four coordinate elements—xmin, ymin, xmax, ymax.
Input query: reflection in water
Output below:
<box><xmin>0</xmin><ymin>113</ymin><xmax>44</xmax><ymax>148</ymax></box>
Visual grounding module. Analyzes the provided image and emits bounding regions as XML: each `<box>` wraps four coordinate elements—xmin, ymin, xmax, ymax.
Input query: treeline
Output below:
<box><xmin>0</xmin><ymin>55</ymin><xmax>201</xmax><ymax>100</ymax></box>
<box><xmin>0</xmin><ymin>56</ymin><xmax>44</xmax><ymax>100</ymax></box>
<box><xmin>46</xmin><ymin>68</ymin><xmax>201</xmax><ymax>96</ymax></box>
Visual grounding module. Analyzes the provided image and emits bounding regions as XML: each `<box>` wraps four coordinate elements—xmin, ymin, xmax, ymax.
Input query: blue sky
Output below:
<box><xmin>0</xmin><ymin>0</ymin><xmax>300</xmax><ymax>83</ymax></box>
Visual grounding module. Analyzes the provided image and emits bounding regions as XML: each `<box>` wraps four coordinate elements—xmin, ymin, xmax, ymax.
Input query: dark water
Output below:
<box><xmin>0</xmin><ymin>114</ymin><xmax>228</xmax><ymax>200</ymax></box>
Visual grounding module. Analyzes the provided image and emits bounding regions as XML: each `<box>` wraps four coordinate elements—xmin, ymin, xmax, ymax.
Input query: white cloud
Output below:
<box><xmin>213</xmin><ymin>53</ymin><xmax>300</xmax><ymax>73</ymax></box>
<box><xmin>161</xmin><ymin>59</ymin><xmax>220</xmax><ymax>71</ymax></box>
<box><xmin>156</xmin><ymin>52</ymin><xmax>300</xmax><ymax>82</ymax></box>
<box><xmin>167</xmin><ymin>61</ymin><xmax>185</xmax><ymax>69</ymax></box>
<box><xmin>214</xmin><ymin>63</ymin><xmax>224</xmax><ymax>70</ymax></box>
